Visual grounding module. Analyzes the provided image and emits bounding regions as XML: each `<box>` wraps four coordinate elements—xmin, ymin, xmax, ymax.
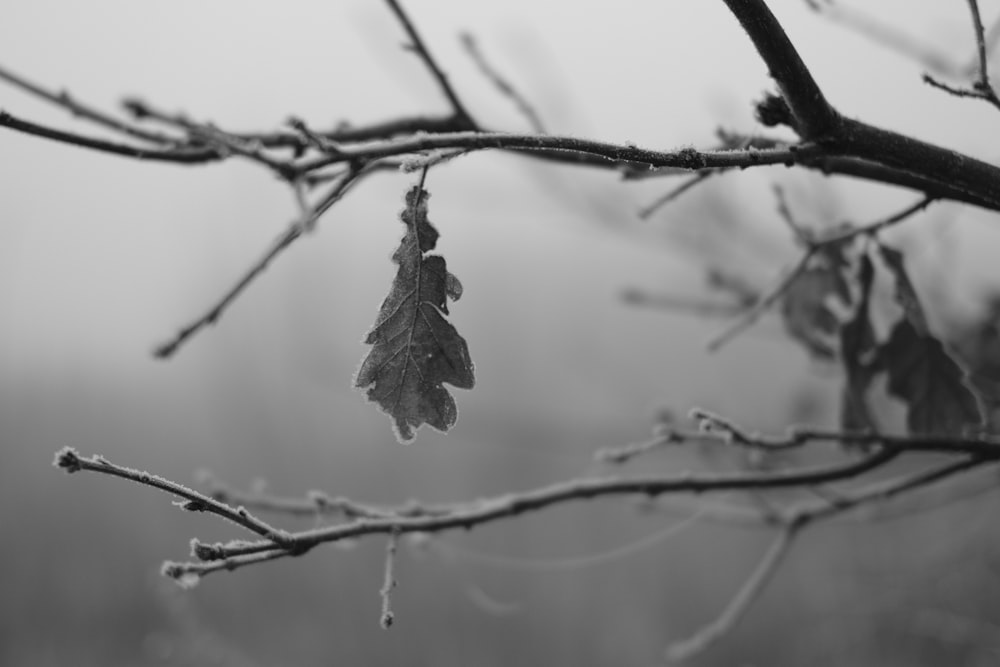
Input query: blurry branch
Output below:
<box><xmin>666</xmin><ymin>523</ymin><xmax>798</xmax><ymax>662</ymax></box>
<box><xmin>637</xmin><ymin>172</ymin><xmax>715</xmax><ymax>219</ymax></box>
<box><xmin>54</xmin><ymin>428</ymin><xmax>999</xmax><ymax>658</ymax></box>
<box><xmin>621</xmin><ymin>287</ymin><xmax>748</xmax><ymax>318</ymax></box>
<box><xmin>431</xmin><ymin>504</ymin><xmax>711</xmax><ymax>572</ymax></box>
<box><xmin>0</xmin><ymin>109</ymin><xmax>223</xmax><ymax>164</ymax></box>
<box><xmin>0</xmin><ymin>63</ymin><xmax>179</xmax><ymax>145</ymax></box>
<box><xmin>704</xmin><ymin>192</ymin><xmax>933</xmax><ymax>350</ymax></box>
<box><xmin>379</xmin><ymin>531</ymin><xmax>399</xmax><ymax>629</ymax></box>
<box><xmin>54</xmin><ymin>427</ymin><xmax>1000</xmax><ymax>576</ymax></box>
<box><xmin>807</xmin><ymin>0</ymin><xmax>1000</xmax><ymax>81</ymax></box>
<box><xmin>152</xmin><ymin>165</ymin><xmax>365</xmax><ymax>358</ymax></box>
<box><xmin>595</xmin><ymin>410</ymin><xmax>1000</xmax><ymax>464</ymax></box>
<box><xmin>666</xmin><ymin>452</ymin><xmax>990</xmax><ymax>661</ymax></box>
<box><xmin>459</xmin><ymin>32</ymin><xmax>546</xmax><ymax>133</ymax></box>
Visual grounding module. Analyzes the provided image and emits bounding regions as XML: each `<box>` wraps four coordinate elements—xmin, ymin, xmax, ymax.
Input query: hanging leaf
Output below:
<box><xmin>881</xmin><ymin>318</ymin><xmax>981</xmax><ymax>436</ymax></box>
<box><xmin>839</xmin><ymin>251</ymin><xmax>881</xmax><ymax>433</ymax></box>
<box><xmin>878</xmin><ymin>243</ymin><xmax>929</xmax><ymax>335</ymax></box>
<box><xmin>355</xmin><ymin>183</ymin><xmax>475</xmax><ymax>443</ymax></box>
<box><xmin>949</xmin><ymin>297</ymin><xmax>1000</xmax><ymax>434</ymax></box>
<box><xmin>780</xmin><ymin>246</ymin><xmax>852</xmax><ymax>361</ymax></box>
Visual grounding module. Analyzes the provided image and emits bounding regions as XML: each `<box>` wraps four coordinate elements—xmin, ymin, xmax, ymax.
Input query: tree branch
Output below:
<box><xmin>384</xmin><ymin>0</ymin><xmax>476</xmax><ymax>128</ymax></box>
<box><xmin>0</xmin><ymin>109</ymin><xmax>223</xmax><ymax>164</ymax></box>
<box><xmin>666</xmin><ymin>523</ymin><xmax>799</xmax><ymax>662</ymax></box>
<box><xmin>721</xmin><ymin>0</ymin><xmax>840</xmax><ymax>137</ymax></box>
<box><xmin>54</xmin><ymin>444</ymin><xmax>905</xmax><ymax>579</ymax></box>
<box><xmin>153</xmin><ymin>166</ymin><xmax>364</xmax><ymax>359</ymax></box>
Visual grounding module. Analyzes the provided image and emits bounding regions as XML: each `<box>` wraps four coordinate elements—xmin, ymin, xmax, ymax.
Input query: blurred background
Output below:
<box><xmin>2</xmin><ymin>1</ymin><xmax>1000</xmax><ymax>665</ymax></box>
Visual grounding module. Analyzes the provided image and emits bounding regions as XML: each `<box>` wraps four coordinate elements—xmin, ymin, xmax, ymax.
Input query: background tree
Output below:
<box><xmin>3</xmin><ymin>1</ymin><xmax>1000</xmax><ymax>664</ymax></box>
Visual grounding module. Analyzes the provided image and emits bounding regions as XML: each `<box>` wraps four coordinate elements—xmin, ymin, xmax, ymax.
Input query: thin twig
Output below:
<box><xmin>704</xmin><ymin>194</ymin><xmax>933</xmax><ymax>352</ymax></box>
<box><xmin>0</xmin><ymin>63</ymin><xmax>179</xmax><ymax>144</ymax></box>
<box><xmin>384</xmin><ymin>0</ymin><xmax>475</xmax><ymax>128</ymax></box>
<box><xmin>772</xmin><ymin>184</ymin><xmax>810</xmax><ymax>245</ymax></box>
<box><xmin>707</xmin><ymin>250</ymin><xmax>813</xmax><ymax>352</ymax></box>
<box><xmin>153</xmin><ymin>167</ymin><xmax>362</xmax><ymax>358</ymax></box>
<box><xmin>433</xmin><ymin>503</ymin><xmax>711</xmax><ymax>572</ymax></box>
<box><xmin>460</xmin><ymin>32</ymin><xmax>545</xmax><ymax>133</ymax></box>
<box><xmin>287</xmin><ymin>117</ymin><xmax>344</xmax><ymax>157</ymax></box>
<box><xmin>0</xmin><ymin>109</ymin><xmax>222</xmax><ymax>163</ymax></box>
<box><xmin>920</xmin><ymin>1</ymin><xmax>1000</xmax><ymax>110</ymax></box>
<box><xmin>813</xmin><ymin>195</ymin><xmax>933</xmax><ymax>246</ymax></box>
<box><xmin>61</xmin><ymin>446</ymin><xmax>904</xmax><ymax>581</ymax></box>
<box><xmin>53</xmin><ymin>448</ymin><xmax>292</xmax><ymax>545</ymax></box>
<box><xmin>620</xmin><ymin>288</ymin><xmax>748</xmax><ymax>318</ymax></box>
<box><xmin>793</xmin><ymin>455</ymin><xmax>992</xmax><ymax>523</ymax></box>
<box><xmin>665</xmin><ymin>523</ymin><xmax>799</xmax><ymax>663</ymax></box>
<box><xmin>808</xmin><ymin>3</ymin><xmax>960</xmax><ymax>77</ymax></box>
<box><xmin>968</xmin><ymin>0</ymin><xmax>992</xmax><ymax>88</ymax></box>
<box><xmin>594</xmin><ymin>412</ymin><xmax>1000</xmax><ymax>464</ymax></box>
<box><xmin>380</xmin><ymin>531</ymin><xmax>400</xmax><ymax>628</ymax></box>
<box><xmin>637</xmin><ymin>172</ymin><xmax>715</xmax><ymax>219</ymax></box>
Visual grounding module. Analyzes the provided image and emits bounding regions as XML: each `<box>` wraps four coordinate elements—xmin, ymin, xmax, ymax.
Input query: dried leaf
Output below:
<box><xmin>949</xmin><ymin>298</ymin><xmax>1000</xmax><ymax>434</ymax></box>
<box><xmin>780</xmin><ymin>248</ymin><xmax>851</xmax><ymax>361</ymax></box>
<box><xmin>355</xmin><ymin>184</ymin><xmax>475</xmax><ymax>443</ymax></box>
<box><xmin>839</xmin><ymin>251</ymin><xmax>880</xmax><ymax>432</ymax></box>
<box><xmin>882</xmin><ymin>318</ymin><xmax>981</xmax><ymax>436</ymax></box>
<box><xmin>878</xmin><ymin>243</ymin><xmax>929</xmax><ymax>335</ymax></box>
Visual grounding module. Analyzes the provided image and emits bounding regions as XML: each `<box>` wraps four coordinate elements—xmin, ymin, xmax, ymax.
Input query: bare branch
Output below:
<box><xmin>707</xmin><ymin>250</ymin><xmax>812</xmax><ymax>352</ymax></box>
<box><xmin>380</xmin><ymin>531</ymin><xmax>400</xmax><ymax>628</ymax></box>
<box><xmin>153</xmin><ymin>167</ymin><xmax>363</xmax><ymax>359</ymax></box>
<box><xmin>721</xmin><ymin>0</ymin><xmax>839</xmax><ymax>137</ymax></box>
<box><xmin>666</xmin><ymin>523</ymin><xmax>798</xmax><ymax>663</ymax></box>
<box><xmin>923</xmin><ymin>0</ymin><xmax>1000</xmax><ymax>110</ymax></box>
<box><xmin>57</xmin><ymin>444</ymin><xmax>905</xmax><ymax>579</ymax></box>
<box><xmin>53</xmin><ymin>448</ymin><xmax>293</xmax><ymax>546</ymax></box>
<box><xmin>460</xmin><ymin>32</ymin><xmax>545</xmax><ymax>133</ymax></box>
<box><xmin>384</xmin><ymin>0</ymin><xmax>475</xmax><ymax>128</ymax></box>
<box><xmin>705</xmin><ymin>194</ymin><xmax>934</xmax><ymax>351</ymax></box>
<box><xmin>637</xmin><ymin>172</ymin><xmax>716</xmax><ymax>219</ymax></box>
<box><xmin>967</xmin><ymin>0</ymin><xmax>992</xmax><ymax>88</ymax></box>
<box><xmin>0</xmin><ymin>109</ymin><xmax>222</xmax><ymax>164</ymax></box>
<box><xmin>621</xmin><ymin>288</ymin><xmax>748</xmax><ymax>319</ymax></box>
<box><xmin>291</xmin><ymin>131</ymin><xmax>820</xmax><ymax>175</ymax></box>
<box><xmin>0</xmin><ymin>63</ymin><xmax>179</xmax><ymax>145</ymax></box>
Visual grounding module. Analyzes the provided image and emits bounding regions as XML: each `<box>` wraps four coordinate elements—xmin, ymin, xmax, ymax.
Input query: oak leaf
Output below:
<box><xmin>878</xmin><ymin>243</ymin><xmax>930</xmax><ymax>335</ymax></box>
<box><xmin>839</xmin><ymin>251</ymin><xmax>880</xmax><ymax>432</ymax></box>
<box><xmin>875</xmin><ymin>243</ymin><xmax>982</xmax><ymax>434</ymax></box>
<box><xmin>355</xmin><ymin>184</ymin><xmax>475</xmax><ymax>443</ymax></box>
<box><xmin>781</xmin><ymin>248</ymin><xmax>851</xmax><ymax>361</ymax></box>
<box><xmin>883</xmin><ymin>317</ymin><xmax>981</xmax><ymax>436</ymax></box>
